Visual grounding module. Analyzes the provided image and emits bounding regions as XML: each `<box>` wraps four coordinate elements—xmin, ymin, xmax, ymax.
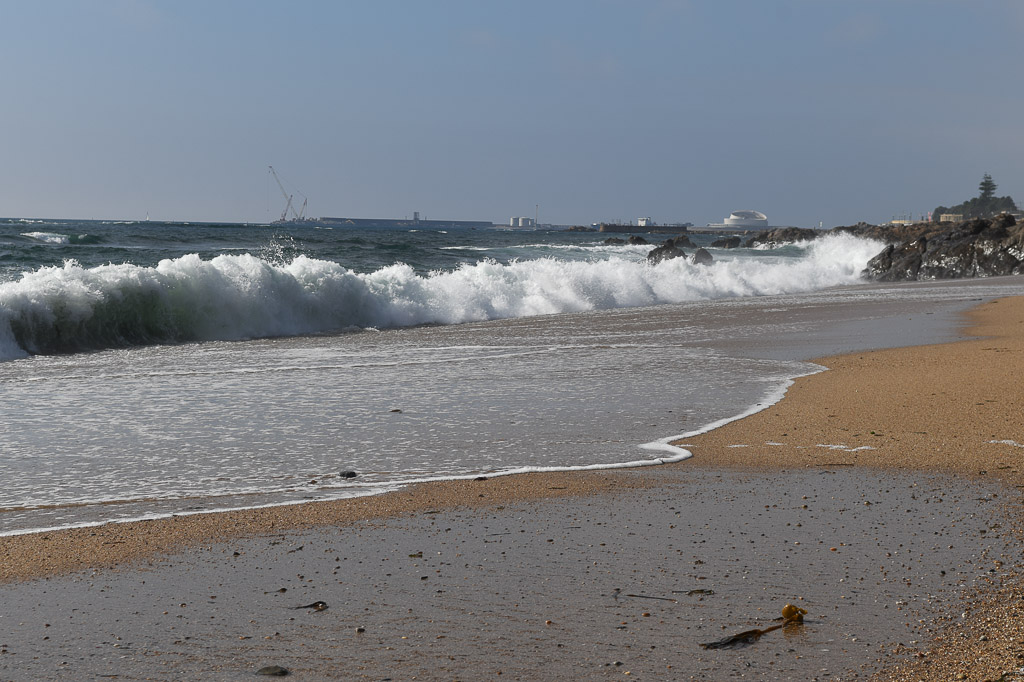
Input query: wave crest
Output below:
<box><xmin>0</xmin><ymin>234</ymin><xmax>884</xmax><ymax>360</ymax></box>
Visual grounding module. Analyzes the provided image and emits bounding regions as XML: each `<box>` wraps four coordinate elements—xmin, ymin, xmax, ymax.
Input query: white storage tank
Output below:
<box><xmin>723</xmin><ymin>211</ymin><xmax>768</xmax><ymax>228</ymax></box>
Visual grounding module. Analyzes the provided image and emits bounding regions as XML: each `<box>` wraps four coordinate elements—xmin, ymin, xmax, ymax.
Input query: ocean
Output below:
<box><xmin>2</xmin><ymin>218</ymin><xmax>1023</xmax><ymax>536</ymax></box>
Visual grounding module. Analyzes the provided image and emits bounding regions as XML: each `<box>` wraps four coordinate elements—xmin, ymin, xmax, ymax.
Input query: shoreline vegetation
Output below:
<box><xmin>1</xmin><ymin>295</ymin><xmax>1022</xmax><ymax>679</ymax></box>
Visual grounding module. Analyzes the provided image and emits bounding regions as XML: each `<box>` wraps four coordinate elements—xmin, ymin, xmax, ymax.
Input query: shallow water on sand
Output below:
<box><xmin>2</xmin><ymin>277</ymin><xmax>1023</xmax><ymax>534</ymax></box>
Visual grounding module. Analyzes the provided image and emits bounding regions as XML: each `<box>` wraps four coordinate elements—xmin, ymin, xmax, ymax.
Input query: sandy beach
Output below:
<box><xmin>2</xmin><ymin>294</ymin><xmax>1023</xmax><ymax>680</ymax></box>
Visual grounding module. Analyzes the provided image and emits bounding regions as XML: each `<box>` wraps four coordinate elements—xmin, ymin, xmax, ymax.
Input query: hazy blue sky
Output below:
<box><xmin>2</xmin><ymin>0</ymin><xmax>1022</xmax><ymax>227</ymax></box>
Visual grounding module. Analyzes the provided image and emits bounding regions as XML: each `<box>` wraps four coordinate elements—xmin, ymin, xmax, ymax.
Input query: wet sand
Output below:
<box><xmin>0</xmin><ymin>469</ymin><xmax>1015</xmax><ymax>681</ymax></box>
<box><xmin>672</xmin><ymin>295</ymin><xmax>1024</xmax><ymax>681</ymax></box>
<box><xmin>1</xmin><ymin>296</ymin><xmax>1023</xmax><ymax>680</ymax></box>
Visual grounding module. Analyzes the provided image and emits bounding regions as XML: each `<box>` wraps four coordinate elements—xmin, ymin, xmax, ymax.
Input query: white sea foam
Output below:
<box><xmin>638</xmin><ymin>367</ymin><xmax>824</xmax><ymax>459</ymax></box>
<box><xmin>22</xmin><ymin>231</ymin><xmax>70</xmax><ymax>244</ymax></box>
<box><xmin>0</xmin><ymin>233</ymin><xmax>884</xmax><ymax>360</ymax></box>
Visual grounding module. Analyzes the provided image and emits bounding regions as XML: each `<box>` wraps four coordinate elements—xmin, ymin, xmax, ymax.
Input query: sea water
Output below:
<box><xmin>2</xmin><ymin>219</ymin><xmax>1023</xmax><ymax>535</ymax></box>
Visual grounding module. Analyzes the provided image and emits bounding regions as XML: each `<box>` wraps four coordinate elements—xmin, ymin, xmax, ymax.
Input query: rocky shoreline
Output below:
<box><xmin>636</xmin><ymin>214</ymin><xmax>1024</xmax><ymax>279</ymax></box>
<box><xmin>735</xmin><ymin>215</ymin><xmax>1024</xmax><ymax>281</ymax></box>
<box><xmin>638</xmin><ymin>214</ymin><xmax>1024</xmax><ymax>278</ymax></box>
<box><xmin>858</xmin><ymin>214</ymin><xmax>1024</xmax><ymax>280</ymax></box>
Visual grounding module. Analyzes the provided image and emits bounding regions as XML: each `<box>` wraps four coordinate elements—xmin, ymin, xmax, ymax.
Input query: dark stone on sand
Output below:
<box><xmin>692</xmin><ymin>248</ymin><xmax>714</xmax><ymax>265</ymax></box>
<box><xmin>743</xmin><ymin>227</ymin><xmax>821</xmax><ymax>248</ymax></box>
<box><xmin>647</xmin><ymin>239</ymin><xmax>687</xmax><ymax>264</ymax></box>
<box><xmin>256</xmin><ymin>665</ymin><xmax>290</xmax><ymax>676</ymax></box>
<box><xmin>340</xmin><ymin>471</ymin><xmax>358</xmax><ymax>479</ymax></box>
<box><xmin>862</xmin><ymin>214</ymin><xmax>1024</xmax><ymax>281</ymax></box>
<box><xmin>710</xmin><ymin>236</ymin><xmax>741</xmax><ymax>249</ymax></box>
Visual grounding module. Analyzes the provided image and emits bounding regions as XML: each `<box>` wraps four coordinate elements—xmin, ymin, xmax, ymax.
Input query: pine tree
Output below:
<box><xmin>979</xmin><ymin>173</ymin><xmax>997</xmax><ymax>200</ymax></box>
<box><xmin>933</xmin><ymin>174</ymin><xmax>1016</xmax><ymax>222</ymax></box>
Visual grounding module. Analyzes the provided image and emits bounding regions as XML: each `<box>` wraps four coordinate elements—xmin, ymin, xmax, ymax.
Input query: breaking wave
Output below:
<box><xmin>20</xmin><ymin>232</ymin><xmax>103</xmax><ymax>245</ymax></box>
<box><xmin>0</xmin><ymin>233</ymin><xmax>883</xmax><ymax>360</ymax></box>
<box><xmin>22</xmin><ymin>232</ymin><xmax>70</xmax><ymax>244</ymax></box>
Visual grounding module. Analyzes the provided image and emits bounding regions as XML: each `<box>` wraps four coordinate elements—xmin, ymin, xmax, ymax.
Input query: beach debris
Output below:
<box><xmin>256</xmin><ymin>665</ymin><xmax>290</xmax><ymax>676</ymax></box>
<box><xmin>286</xmin><ymin>545</ymin><xmax>304</xmax><ymax>553</ymax></box>
<box><xmin>700</xmin><ymin>624</ymin><xmax>781</xmax><ymax>650</ymax></box>
<box><xmin>340</xmin><ymin>471</ymin><xmax>358</xmax><ymax>479</ymax></box>
<box><xmin>293</xmin><ymin>601</ymin><xmax>328</xmax><ymax>612</ymax></box>
<box><xmin>625</xmin><ymin>593</ymin><xmax>678</xmax><ymax>603</ymax></box>
<box><xmin>390</xmin><ymin>408</ymin><xmax>402</xmax><ymax>413</ymax></box>
<box><xmin>676</xmin><ymin>589</ymin><xmax>716</xmax><ymax>596</ymax></box>
<box><xmin>409</xmin><ymin>551</ymin><xmax>423</xmax><ymax>558</ymax></box>
<box><xmin>700</xmin><ymin>604</ymin><xmax>807</xmax><ymax>650</ymax></box>
<box><xmin>781</xmin><ymin>604</ymin><xmax>807</xmax><ymax>622</ymax></box>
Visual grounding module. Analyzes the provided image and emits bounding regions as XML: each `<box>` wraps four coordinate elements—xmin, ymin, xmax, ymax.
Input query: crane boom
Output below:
<box><xmin>268</xmin><ymin>166</ymin><xmax>306</xmax><ymax>221</ymax></box>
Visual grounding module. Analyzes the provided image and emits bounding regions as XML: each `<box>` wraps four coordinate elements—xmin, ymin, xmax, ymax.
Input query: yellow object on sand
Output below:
<box><xmin>781</xmin><ymin>604</ymin><xmax>807</xmax><ymax>622</ymax></box>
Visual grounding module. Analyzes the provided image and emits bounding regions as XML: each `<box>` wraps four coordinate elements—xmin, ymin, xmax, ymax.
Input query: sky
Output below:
<box><xmin>1</xmin><ymin>0</ymin><xmax>1022</xmax><ymax>228</ymax></box>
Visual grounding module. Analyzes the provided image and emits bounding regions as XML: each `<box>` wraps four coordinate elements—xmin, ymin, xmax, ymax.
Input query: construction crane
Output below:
<box><xmin>268</xmin><ymin>166</ymin><xmax>307</xmax><ymax>221</ymax></box>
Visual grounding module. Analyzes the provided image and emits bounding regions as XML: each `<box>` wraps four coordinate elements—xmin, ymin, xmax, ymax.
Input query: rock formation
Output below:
<box><xmin>646</xmin><ymin>239</ymin><xmax>688</xmax><ymax>264</ymax></box>
<box><xmin>692</xmin><ymin>248</ymin><xmax>714</xmax><ymax>265</ymax></box>
<box><xmin>863</xmin><ymin>214</ymin><xmax>1024</xmax><ymax>281</ymax></box>
<box><xmin>710</xmin><ymin>236</ymin><xmax>741</xmax><ymax>249</ymax></box>
<box><xmin>743</xmin><ymin>227</ymin><xmax>821</xmax><ymax>248</ymax></box>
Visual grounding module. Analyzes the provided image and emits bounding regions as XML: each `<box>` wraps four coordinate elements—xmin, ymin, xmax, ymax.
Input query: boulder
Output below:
<box><xmin>668</xmin><ymin>234</ymin><xmax>695</xmax><ymax>248</ymax></box>
<box><xmin>627</xmin><ymin>235</ymin><xmax>649</xmax><ymax>245</ymax></box>
<box><xmin>647</xmin><ymin>239</ymin><xmax>687</xmax><ymax>264</ymax></box>
<box><xmin>710</xmin><ymin>236</ymin><xmax>741</xmax><ymax>249</ymax></box>
<box><xmin>603</xmin><ymin>237</ymin><xmax>625</xmax><ymax>245</ymax></box>
<box><xmin>692</xmin><ymin>248</ymin><xmax>714</xmax><ymax>265</ymax></box>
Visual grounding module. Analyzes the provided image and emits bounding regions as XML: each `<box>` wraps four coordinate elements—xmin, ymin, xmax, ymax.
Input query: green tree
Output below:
<box><xmin>979</xmin><ymin>173</ymin><xmax>997</xmax><ymax>200</ymax></box>
<box><xmin>933</xmin><ymin>174</ymin><xmax>1016</xmax><ymax>222</ymax></box>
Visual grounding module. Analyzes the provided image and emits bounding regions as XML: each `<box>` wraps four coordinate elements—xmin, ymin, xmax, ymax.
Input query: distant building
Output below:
<box><xmin>638</xmin><ymin>217</ymin><xmax>654</xmax><ymax>227</ymax></box>
<box><xmin>510</xmin><ymin>217</ymin><xmax>536</xmax><ymax>228</ymax></box>
<box><xmin>723</xmin><ymin>210</ymin><xmax>768</xmax><ymax>228</ymax></box>
<box><xmin>939</xmin><ymin>213</ymin><xmax>964</xmax><ymax>223</ymax></box>
<box><xmin>705</xmin><ymin>210</ymin><xmax>769</xmax><ymax>230</ymax></box>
